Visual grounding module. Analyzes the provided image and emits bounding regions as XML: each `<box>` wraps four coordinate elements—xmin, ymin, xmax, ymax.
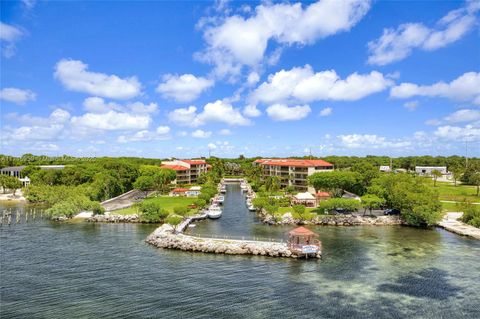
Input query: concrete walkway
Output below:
<box><xmin>438</xmin><ymin>212</ymin><xmax>480</xmax><ymax>240</ymax></box>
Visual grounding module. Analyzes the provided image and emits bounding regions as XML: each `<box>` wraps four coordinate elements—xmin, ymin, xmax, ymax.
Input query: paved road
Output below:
<box><xmin>101</xmin><ymin>190</ymin><xmax>153</xmax><ymax>212</ymax></box>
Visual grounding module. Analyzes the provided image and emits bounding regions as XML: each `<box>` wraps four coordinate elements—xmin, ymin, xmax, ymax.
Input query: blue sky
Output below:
<box><xmin>1</xmin><ymin>0</ymin><xmax>479</xmax><ymax>158</ymax></box>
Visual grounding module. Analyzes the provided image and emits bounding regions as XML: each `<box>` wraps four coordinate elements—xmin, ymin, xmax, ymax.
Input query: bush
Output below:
<box><xmin>317</xmin><ymin>198</ymin><xmax>361</xmax><ymax>213</ymax></box>
<box><xmin>194</xmin><ymin>199</ymin><xmax>207</xmax><ymax>208</ymax></box>
<box><xmin>139</xmin><ymin>201</ymin><xmax>169</xmax><ymax>223</ymax></box>
<box><xmin>165</xmin><ymin>214</ymin><xmax>183</xmax><ymax>231</ymax></box>
<box><xmin>173</xmin><ymin>206</ymin><xmax>189</xmax><ymax>216</ymax></box>
<box><xmin>461</xmin><ymin>204</ymin><xmax>480</xmax><ymax>228</ymax></box>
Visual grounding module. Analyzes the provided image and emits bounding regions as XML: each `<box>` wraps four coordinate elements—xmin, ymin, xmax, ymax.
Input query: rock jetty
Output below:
<box><xmin>146</xmin><ymin>224</ymin><xmax>321</xmax><ymax>258</ymax></box>
<box><xmin>87</xmin><ymin>214</ymin><xmax>139</xmax><ymax>223</ymax></box>
<box><xmin>260</xmin><ymin>211</ymin><xmax>404</xmax><ymax>226</ymax></box>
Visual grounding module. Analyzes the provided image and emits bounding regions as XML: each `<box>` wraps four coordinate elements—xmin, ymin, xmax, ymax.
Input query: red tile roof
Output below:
<box><xmin>288</xmin><ymin>226</ymin><xmax>318</xmax><ymax>236</ymax></box>
<box><xmin>172</xmin><ymin>188</ymin><xmax>188</xmax><ymax>193</ymax></box>
<box><xmin>161</xmin><ymin>164</ymin><xmax>188</xmax><ymax>171</ymax></box>
<box><xmin>182</xmin><ymin>159</ymin><xmax>206</xmax><ymax>165</ymax></box>
<box><xmin>316</xmin><ymin>191</ymin><xmax>331</xmax><ymax>197</ymax></box>
<box><xmin>254</xmin><ymin>158</ymin><xmax>333</xmax><ymax>168</ymax></box>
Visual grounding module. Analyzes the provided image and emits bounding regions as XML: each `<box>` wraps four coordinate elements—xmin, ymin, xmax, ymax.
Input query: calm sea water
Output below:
<box><xmin>1</xmin><ymin>184</ymin><xmax>479</xmax><ymax>318</ymax></box>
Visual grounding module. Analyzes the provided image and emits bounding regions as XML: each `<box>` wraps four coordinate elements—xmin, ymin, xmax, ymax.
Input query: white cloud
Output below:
<box><xmin>338</xmin><ymin>134</ymin><xmax>411</xmax><ymax>149</ymax></box>
<box><xmin>191</xmin><ymin>129</ymin><xmax>212</xmax><ymax>138</ymax></box>
<box><xmin>390</xmin><ymin>71</ymin><xmax>480</xmax><ymax>105</ymax></box>
<box><xmin>247</xmin><ymin>72</ymin><xmax>260</xmax><ymax>86</ymax></box>
<box><xmin>266</xmin><ymin>104</ymin><xmax>311</xmax><ymax>121</ymax></box>
<box><xmin>117</xmin><ymin>126</ymin><xmax>171</xmax><ymax>143</ymax></box>
<box><xmin>403</xmin><ymin>100</ymin><xmax>419</xmax><ymax>111</ymax></box>
<box><xmin>54</xmin><ymin>59</ymin><xmax>141</xmax><ymax>99</ymax></box>
<box><xmin>243</xmin><ymin>104</ymin><xmax>261</xmax><ymax>117</ymax></box>
<box><xmin>444</xmin><ymin>109</ymin><xmax>480</xmax><ymax>123</ymax></box>
<box><xmin>82</xmin><ymin>97</ymin><xmax>157</xmax><ymax>114</ymax></box>
<box><xmin>71</xmin><ymin>111</ymin><xmax>151</xmax><ymax>130</ymax></box>
<box><xmin>218</xmin><ymin>128</ymin><xmax>232</xmax><ymax>135</ymax></box>
<box><xmin>319</xmin><ymin>107</ymin><xmax>332</xmax><ymax>116</ymax></box>
<box><xmin>156</xmin><ymin>74</ymin><xmax>214</xmax><ymax>102</ymax></box>
<box><xmin>0</xmin><ymin>22</ymin><xmax>24</xmax><ymax>58</ymax></box>
<box><xmin>368</xmin><ymin>2</ymin><xmax>480</xmax><ymax>65</ymax></box>
<box><xmin>434</xmin><ymin>124</ymin><xmax>480</xmax><ymax>141</ymax></box>
<box><xmin>4</xmin><ymin>108</ymin><xmax>70</xmax><ymax>142</ymax></box>
<box><xmin>207</xmin><ymin>143</ymin><xmax>218</xmax><ymax>150</ymax></box>
<box><xmin>0</xmin><ymin>87</ymin><xmax>36</xmax><ymax>104</ymax></box>
<box><xmin>168</xmin><ymin>100</ymin><xmax>251</xmax><ymax>127</ymax></box>
<box><xmin>197</xmin><ymin>0</ymin><xmax>371</xmax><ymax>78</ymax></box>
<box><xmin>251</xmin><ymin>65</ymin><xmax>392</xmax><ymax>104</ymax></box>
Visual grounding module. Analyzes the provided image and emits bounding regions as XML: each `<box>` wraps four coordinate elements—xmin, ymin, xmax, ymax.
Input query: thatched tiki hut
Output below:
<box><xmin>288</xmin><ymin>226</ymin><xmax>322</xmax><ymax>258</ymax></box>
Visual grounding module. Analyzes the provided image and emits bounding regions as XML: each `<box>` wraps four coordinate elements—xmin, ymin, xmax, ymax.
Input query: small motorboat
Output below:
<box><xmin>207</xmin><ymin>205</ymin><xmax>222</xmax><ymax>219</ymax></box>
<box><xmin>220</xmin><ymin>186</ymin><xmax>226</xmax><ymax>193</ymax></box>
<box><xmin>217</xmin><ymin>195</ymin><xmax>225</xmax><ymax>204</ymax></box>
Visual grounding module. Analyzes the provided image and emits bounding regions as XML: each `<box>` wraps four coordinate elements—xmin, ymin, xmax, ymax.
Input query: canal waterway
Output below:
<box><xmin>1</xmin><ymin>184</ymin><xmax>479</xmax><ymax>318</ymax></box>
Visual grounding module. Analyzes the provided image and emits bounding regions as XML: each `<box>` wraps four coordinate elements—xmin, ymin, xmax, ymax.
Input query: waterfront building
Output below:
<box><xmin>0</xmin><ymin>165</ymin><xmax>65</xmax><ymax>187</ymax></box>
<box><xmin>161</xmin><ymin>159</ymin><xmax>209</xmax><ymax>184</ymax></box>
<box><xmin>169</xmin><ymin>188</ymin><xmax>189</xmax><ymax>196</ymax></box>
<box><xmin>254</xmin><ymin>158</ymin><xmax>334</xmax><ymax>192</ymax></box>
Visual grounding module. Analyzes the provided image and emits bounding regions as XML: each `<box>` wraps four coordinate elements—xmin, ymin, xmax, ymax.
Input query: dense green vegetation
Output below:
<box><xmin>0</xmin><ymin>175</ymin><xmax>22</xmax><ymax>195</ymax></box>
<box><xmin>460</xmin><ymin>203</ymin><xmax>480</xmax><ymax>228</ymax></box>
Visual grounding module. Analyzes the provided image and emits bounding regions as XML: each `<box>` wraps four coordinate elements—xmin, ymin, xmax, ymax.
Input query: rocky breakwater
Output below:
<box><xmin>146</xmin><ymin>224</ymin><xmax>320</xmax><ymax>258</ymax></box>
<box><xmin>261</xmin><ymin>211</ymin><xmax>404</xmax><ymax>226</ymax></box>
<box><xmin>87</xmin><ymin>214</ymin><xmax>139</xmax><ymax>223</ymax></box>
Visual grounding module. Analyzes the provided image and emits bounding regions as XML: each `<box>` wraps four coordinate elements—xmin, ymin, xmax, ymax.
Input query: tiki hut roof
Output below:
<box><xmin>288</xmin><ymin>226</ymin><xmax>318</xmax><ymax>237</ymax></box>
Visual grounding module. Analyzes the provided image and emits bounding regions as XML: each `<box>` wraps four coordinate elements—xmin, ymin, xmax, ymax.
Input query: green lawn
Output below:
<box><xmin>113</xmin><ymin>196</ymin><xmax>198</xmax><ymax>215</ymax></box>
<box><xmin>429</xmin><ymin>181</ymin><xmax>479</xmax><ymax>202</ymax></box>
<box><xmin>441</xmin><ymin>201</ymin><xmax>462</xmax><ymax>212</ymax></box>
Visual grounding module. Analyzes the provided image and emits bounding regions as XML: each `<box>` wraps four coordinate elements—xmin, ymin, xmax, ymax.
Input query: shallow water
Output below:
<box><xmin>1</xmin><ymin>184</ymin><xmax>479</xmax><ymax>318</ymax></box>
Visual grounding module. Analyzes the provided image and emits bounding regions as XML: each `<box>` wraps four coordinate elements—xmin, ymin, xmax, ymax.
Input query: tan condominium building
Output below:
<box><xmin>161</xmin><ymin>159</ymin><xmax>210</xmax><ymax>184</ymax></box>
<box><xmin>254</xmin><ymin>158</ymin><xmax>334</xmax><ymax>192</ymax></box>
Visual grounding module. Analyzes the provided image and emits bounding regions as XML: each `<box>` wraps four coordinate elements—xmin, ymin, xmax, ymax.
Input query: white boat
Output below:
<box><xmin>217</xmin><ymin>195</ymin><xmax>225</xmax><ymax>204</ymax></box>
<box><xmin>207</xmin><ymin>205</ymin><xmax>222</xmax><ymax>219</ymax></box>
<box><xmin>220</xmin><ymin>186</ymin><xmax>226</xmax><ymax>193</ymax></box>
<box><xmin>248</xmin><ymin>204</ymin><xmax>256</xmax><ymax>211</ymax></box>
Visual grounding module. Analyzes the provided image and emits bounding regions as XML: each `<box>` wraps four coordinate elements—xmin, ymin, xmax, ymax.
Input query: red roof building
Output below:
<box><xmin>254</xmin><ymin>158</ymin><xmax>334</xmax><ymax>192</ymax></box>
<box><xmin>161</xmin><ymin>159</ymin><xmax>208</xmax><ymax>184</ymax></box>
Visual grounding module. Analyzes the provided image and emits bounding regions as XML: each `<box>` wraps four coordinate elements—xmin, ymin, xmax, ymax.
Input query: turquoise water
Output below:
<box><xmin>1</xmin><ymin>185</ymin><xmax>479</xmax><ymax>318</ymax></box>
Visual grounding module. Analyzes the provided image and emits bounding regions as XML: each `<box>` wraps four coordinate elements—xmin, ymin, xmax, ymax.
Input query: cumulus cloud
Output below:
<box><xmin>243</xmin><ymin>104</ymin><xmax>261</xmax><ymax>117</ymax></box>
<box><xmin>390</xmin><ymin>71</ymin><xmax>480</xmax><ymax>105</ymax></box>
<box><xmin>191</xmin><ymin>129</ymin><xmax>212</xmax><ymax>138</ymax></box>
<box><xmin>156</xmin><ymin>74</ymin><xmax>214</xmax><ymax>102</ymax></box>
<box><xmin>117</xmin><ymin>126</ymin><xmax>171</xmax><ymax>143</ymax></box>
<box><xmin>338</xmin><ymin>134</ymin><xmax>411</xmax><ymax>149</ymax></box>
<box><xmin>444</xmin><ymin>109</ymin><xmax>480</xmax><ymax>123</ymax></box>
<box><xmin>251</xmin><ymin>65</ymin><xmax>392</xmax><ymax>105</ymax></box>
<box><xmin>368</xmin><ymin>1</ymin><xmax>480</xmax><ymax>65</ymax></box>
<box><xmin>0</xmin><ymin>22</ymin><xmax>24</xmax><ymax>58</ymax></box>
<box><xmin>71</xmin><ymin>111</ymin><xmax>151</xmax><ymax>130</ymax></box>
<box><xmin>3</xmin><ymin>108</ymin><xmax>70</xmax><ymax>142</ymax></box>
<box><xmin>168</xmin><ymin>100</ymin><xmax>251</xmax><ymax>127</ymax></box>
<box><xmin>82</xmin><ymin>97</ymin><xmax>157</xmax><ymax>114</ymax></box>
<box><xmin>54</xmin><ymin>59</ymin><xmax>142</xmax><ymax>99</ymax></box>
<box><xmin>266</xmin><ymin>104</ymin><xmax>311</xmax><ymax>121</ymax></box>
<box><xmin>197</xmin><ymin>0</ymin><xmax>371</xmax><ymax>78</ymax></box>
<box><xmin>319</xmin><ymin>107</ymin><xmax>332</xmax><ymax>116</ymax></box>
<box><xmin>434</xmin><ymin>124</ymin><xmax>480</xmax><ymax>141</ymax></box>
<box><xmin>0</xmin><ymin>87</ymin><xmax>36</xmax><ymax>104</ymax></box>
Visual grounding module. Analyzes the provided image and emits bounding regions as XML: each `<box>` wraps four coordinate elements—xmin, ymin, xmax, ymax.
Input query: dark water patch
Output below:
<box><xmin>378</xmin><ymin>268</ymin><xmax>461</xmax><ymax>300</ymax></box>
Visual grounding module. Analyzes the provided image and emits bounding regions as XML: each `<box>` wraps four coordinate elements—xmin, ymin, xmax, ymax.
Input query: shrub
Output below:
<box><xmin>173</xmin><ymin>206</ymin><xmax>189</xmax><ymax>216</ymax></box>
<box><xmin>461</xmin><ymin>204</ymin><xmax>480</xmax><ymax>228</ymax></box>
<box><xmin>139</xmin><ymin>201</ymin><xmax>169</xmax><ymax>223</ymax></box>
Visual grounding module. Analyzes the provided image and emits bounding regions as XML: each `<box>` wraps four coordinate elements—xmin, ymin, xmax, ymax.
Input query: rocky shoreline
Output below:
<box><xmin>259</xmin><ymin>211</ymin><xmax>404</xmax><ymax>226</ymax></box>
<box><xmin>146</xmin><ymin>224</ymin><xmax>321</xmax><ymax>258</ymax></box>
<box><xmin>87</xmin><ymin>214</ymin><xmax>139</xmax><ymax>223</ymax></box>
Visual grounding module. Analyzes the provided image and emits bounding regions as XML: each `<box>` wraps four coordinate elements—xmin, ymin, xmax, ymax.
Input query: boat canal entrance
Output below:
<box><xmin>187</xmin><ymin>183</ymin><xmax>275</xmax><ymax>239</ymax></box>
